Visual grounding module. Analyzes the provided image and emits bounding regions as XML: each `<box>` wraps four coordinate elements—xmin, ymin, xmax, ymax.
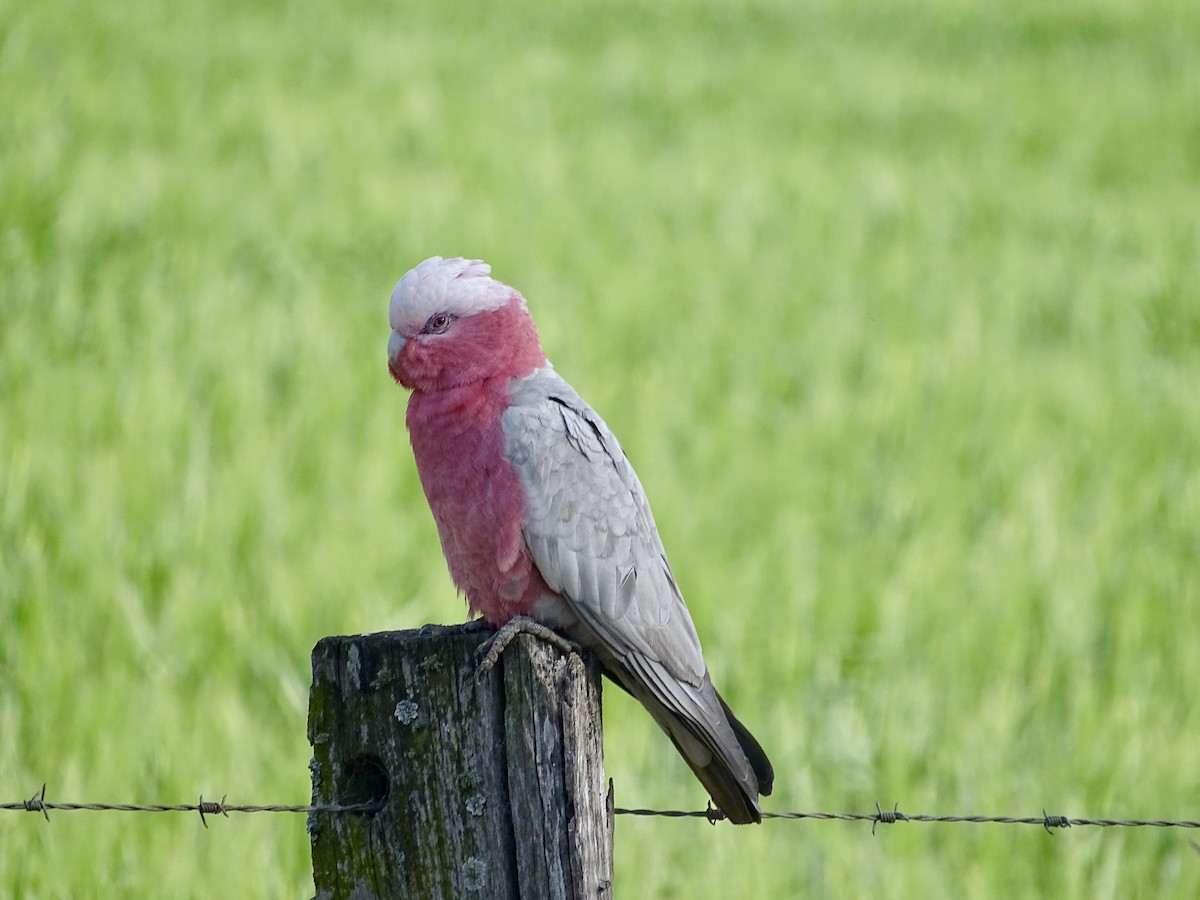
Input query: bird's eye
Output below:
<box><xmin>424</xmin><ymin>313</ymin><xmax>453</xmax><ymax>334</ymax></box>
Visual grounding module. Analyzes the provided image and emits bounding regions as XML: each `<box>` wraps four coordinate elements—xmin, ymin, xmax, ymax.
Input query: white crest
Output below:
<box><xmin>389</xmin><ymin>257</ymin><xmax>521</xmax><ymax>333</ymax></box>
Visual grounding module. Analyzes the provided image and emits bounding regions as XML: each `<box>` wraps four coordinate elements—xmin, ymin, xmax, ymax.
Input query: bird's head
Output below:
<box><xmin>387</xmin><ymin>257</ymin><xmax>548</xmax><ymax>394</ymax></box>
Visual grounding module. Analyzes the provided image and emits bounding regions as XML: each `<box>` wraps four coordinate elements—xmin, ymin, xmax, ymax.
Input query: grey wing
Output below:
<box><xmin>502</xmin><ymin>369</ymin><xmax>705</xmax><ymax>675</ymax></box>
<box><xmin>503</xmin><ymin>368</ymin><xmax>769</xmax><ymax>823</ymax></box>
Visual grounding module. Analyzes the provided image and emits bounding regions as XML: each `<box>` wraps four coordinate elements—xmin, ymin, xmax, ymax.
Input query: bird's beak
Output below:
<box><xmin>387</xmin><ymin>331</ymin><xmax>407</xmax><ymax>379</ymax></box>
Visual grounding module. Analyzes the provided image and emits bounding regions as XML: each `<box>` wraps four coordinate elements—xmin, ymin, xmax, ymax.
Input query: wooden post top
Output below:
<box><xmin>309</xmin><ymin>624</ymin><xmax>612</xmax><ymax>900</ymax></box>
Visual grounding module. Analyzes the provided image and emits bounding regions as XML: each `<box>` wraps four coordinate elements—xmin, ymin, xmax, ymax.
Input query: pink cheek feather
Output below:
<box><xmin>388</xmin><ymin>358</ymin><xmax>405</xmax><ymax>384</ymax></box>
<box><xmin>392</xmin><ymin>340</ymin><xmax>441</xmax><ymax>392</ymax></box>
<box><xmin>405</xmin><ymin>301</ymin><xmax>547</xmax><ymax>394</ymax></box>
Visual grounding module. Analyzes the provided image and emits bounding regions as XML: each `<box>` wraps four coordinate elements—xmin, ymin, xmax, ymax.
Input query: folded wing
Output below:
<box><xmin>502</xmin><ymin>367</ymin><xmax>772</xmax><ymax>822</ymax></box>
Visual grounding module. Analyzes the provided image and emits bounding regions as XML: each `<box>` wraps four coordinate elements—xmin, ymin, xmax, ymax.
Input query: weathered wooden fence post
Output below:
<box><xmin>308</xmin><ymin>624</ymin><xmax>613</xmax><ymax>899</ymax></box>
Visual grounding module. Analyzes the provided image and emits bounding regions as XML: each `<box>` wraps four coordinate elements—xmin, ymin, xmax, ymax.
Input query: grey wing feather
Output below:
<box><xmin>502</xmin><ymin>368</ymin><xmax>705</xmax><ymax>683</ymax></box>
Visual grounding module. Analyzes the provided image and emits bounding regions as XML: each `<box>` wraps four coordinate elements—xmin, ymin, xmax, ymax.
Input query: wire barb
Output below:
<box><xmin>1042</xmin><ymin>810</ymin><xmax>1071</xmax><ymax>834</ymax></box>
<box><xmin>197</xmin><ymin>794</ymin><xmax>229</xmax><ymax>828</ymax></box>
<box><xmin>873</xmin><ymin>801</ymin><xmax>907</xmax><ymax>835</ymax></box>
<box><xmin>24</xmin><ymin>784</ymin><xmax>49</xmax><ymax>821</ymax></box>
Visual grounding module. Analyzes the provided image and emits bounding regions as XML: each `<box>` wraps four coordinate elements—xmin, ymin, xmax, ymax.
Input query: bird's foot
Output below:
<box><xmin>474</xmin><ymin>615</ymin><xmax>579</xmax><ymax>683</ymax></box>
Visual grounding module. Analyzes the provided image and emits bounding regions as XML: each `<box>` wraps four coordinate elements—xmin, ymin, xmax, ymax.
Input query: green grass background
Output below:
<box><xmin>3</xmin><ymin>0</ymin><xmax>1199</xmax><ymax>896</ymax></box>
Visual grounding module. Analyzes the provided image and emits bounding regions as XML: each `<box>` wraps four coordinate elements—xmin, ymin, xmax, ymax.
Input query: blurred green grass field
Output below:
<box><xmin>3</xmin><ymin>0</ymin><xmax>1199</xmax><ymax>896</ymax></box>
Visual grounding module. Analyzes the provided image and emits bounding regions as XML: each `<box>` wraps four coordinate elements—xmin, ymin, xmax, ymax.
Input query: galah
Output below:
<box><xmin>387</xmin><ymin>256</ymin><xmax>774</xmax><ymax>824</ymax></box>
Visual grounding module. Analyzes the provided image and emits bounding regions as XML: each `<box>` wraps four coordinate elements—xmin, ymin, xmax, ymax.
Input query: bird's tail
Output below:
<box><xmin>659</xmin><ymin>687</ymin><xmax>773</xmax><ymax>825</ymax></box>
<box><xmin>616</xmin><ymin>670</ymin><xmax>773</xmax><ymax>825</ymax></box>
<box><xmin>718</xmin><ymin>691</ymin><xmax>775</xmax><ymax>798</ymax></box>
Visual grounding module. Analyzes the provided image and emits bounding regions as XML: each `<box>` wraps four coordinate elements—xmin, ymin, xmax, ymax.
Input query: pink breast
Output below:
<box><xmin>407</xmin><ymin>384</ymin><xmax>551</xmax><ymax>625</ymax></box>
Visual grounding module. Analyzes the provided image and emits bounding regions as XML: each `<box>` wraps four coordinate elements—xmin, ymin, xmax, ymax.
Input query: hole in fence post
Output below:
<box><xmin>341</xmin><ymin>753</ymin><xmax>389</xmax><ymax>815</ymax></box>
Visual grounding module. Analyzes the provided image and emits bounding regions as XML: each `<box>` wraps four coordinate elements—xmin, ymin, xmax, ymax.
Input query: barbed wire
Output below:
<box><xmin>4</xmin><ymin>785</ymin><xmax>1199</xmax><ymax>834</ymax></box>
<box><xmin>614</xmin><ymin>801</ymin><xmax>1200</xmax><ymax>833</ymax></box>
<box><xmin>1</xmin><ymin>785</ymin><xmax>383</xmax><ymax>827</ymax></box>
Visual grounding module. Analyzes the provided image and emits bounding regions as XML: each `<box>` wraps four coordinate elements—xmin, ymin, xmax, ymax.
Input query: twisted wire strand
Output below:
<box><xmin>6</xmin><ymin>785</ymin><xmax>1198</xmax><ymax>832</ymax></box>
<box><xmin>610</xmin><ymin>802</ymin><xmax>1200</xmax><ymax>831</ymax></box>
<box><xmin>1</xmin><ymin>785</ymin><xmax>382</xmax><ymax>827</ymax></box>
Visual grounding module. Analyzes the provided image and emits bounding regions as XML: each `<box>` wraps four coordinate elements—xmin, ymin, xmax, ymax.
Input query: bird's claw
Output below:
<box><xmin>460</xmin><ymin>617</ymin><xmax>495</xmax><ymax>633</ymax></box>
<box><xmin>473</xmin><ymin>616</ymin><xmax>580</xmax><ymax>684</ymax></box>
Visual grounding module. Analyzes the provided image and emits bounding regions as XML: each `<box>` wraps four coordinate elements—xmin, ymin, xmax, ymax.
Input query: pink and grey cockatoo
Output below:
<box><xmin>387</xmin><ymin>256</ymin><xmax>774</xmax><ymax>823</ymax></box>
